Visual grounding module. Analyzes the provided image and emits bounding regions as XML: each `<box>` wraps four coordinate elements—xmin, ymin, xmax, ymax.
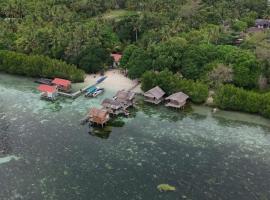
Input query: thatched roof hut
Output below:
<box><xmin>165</xmin><ymin>92</ymin><xmax>189</xmax><ymax>109</ymax></box>
<box><xmin>144</xmin><ymin>86</ymin><xmax>165</xmax><ymax>104</ymax></box>
<box><xmin>89</xmin><ymin>108</ymin><xmax>110</xmax><ymax>127</ymax></box>
<box><xmin>101</xmin><ymin>98</ymin><xmax>122</xmax><ymax>110</ymax></box>
<box><xmin>114</xmin><ymin>90</ymin><xmax>136</xmax><ymax>108</ymax></box>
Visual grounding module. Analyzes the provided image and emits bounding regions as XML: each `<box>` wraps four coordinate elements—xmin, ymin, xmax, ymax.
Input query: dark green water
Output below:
<box><xmin>1</xmin><ymin>74</ymin><xmax>270</xmax><ymax>200</ymax></box>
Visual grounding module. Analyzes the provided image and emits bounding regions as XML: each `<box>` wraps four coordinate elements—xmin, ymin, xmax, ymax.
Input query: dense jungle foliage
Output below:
<box><xmin>0</xmin><ymin>0</ymin><xmax>270</xmax><ymax>115</ymax></box>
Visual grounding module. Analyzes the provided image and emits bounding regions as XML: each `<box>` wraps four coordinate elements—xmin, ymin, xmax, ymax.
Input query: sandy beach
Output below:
<box><xmin>84</xmin><ymin>70</ymin><xmax>142</xmax><ymax>93</ymax></box>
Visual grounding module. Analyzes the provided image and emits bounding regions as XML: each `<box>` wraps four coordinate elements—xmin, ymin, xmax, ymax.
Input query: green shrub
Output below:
<box><xmin>0</xmin><ymin>50</ymin><xmax>85</xmax><ymax>82</ymax></box>
<box><xmin>214</xmin><ymin>84</ymin><xmax>270</xmax><ymax>118</ymax></box>
<box><xmin>232</xmin><ymin>20</ymin><xmax>248</xmax><ymax>32</ymax></box>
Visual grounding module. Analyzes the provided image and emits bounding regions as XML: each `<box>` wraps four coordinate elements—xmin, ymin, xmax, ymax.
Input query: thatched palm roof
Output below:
<box><xmin>89</xmin><ymin>108</ymin><xmax>108</xmax><ymax>120</ymax></box>
<box><xmin>115</xmin><ymin>90</ymin><xmax>135</xmax><ymax>101</ymax></box>
<box><xmin>101</xmin><ymin>98</ymin><xmax>122</xmax><ymax>109</ymax></box>
<box><xmin>144</xmin><ymin>86</ymin><xmax>165</xmax><ymax>99</ymax></box>
<box><xmin>165</xmin><ymin>92</ymin><xmax>189</xmax><ymax>103</ymax></box>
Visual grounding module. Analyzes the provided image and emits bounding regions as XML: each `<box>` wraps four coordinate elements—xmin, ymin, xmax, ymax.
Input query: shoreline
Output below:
<box><xmin>1</xmin><ymin>72</ymin><xmax>270</xmax><ymax>126</ymax></box>
<box><xmin>82</xmin><ymin>69</ymin><xmax>142</xmax><ymax>93</ymax></box>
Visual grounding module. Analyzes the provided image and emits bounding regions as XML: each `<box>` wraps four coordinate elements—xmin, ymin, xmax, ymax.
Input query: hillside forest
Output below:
<box><xmin>0</xmin><ymin>0</ymin><xmax>270</xmax><ymax>116</ymax></box>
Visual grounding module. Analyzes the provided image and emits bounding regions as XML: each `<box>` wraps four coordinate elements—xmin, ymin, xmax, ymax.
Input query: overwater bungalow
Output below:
<box><xmin>101</xmin><ymin>98</ymin><xmax>123</xmax><ymax>115</ymax></box>
<box><xmin>52</xmin><ymin>78</ymin><xmax>71</xmax><ymax>92</ymax></box>
<box><xmin>37</xmin><ymin>84</ymin><xmax>58</xmax><ymax>101</ymax></box>
<box><xmin>144</xmin><ymin>86</ymin><xmax>165</xmax><ymax>104</ymax></box>
<box><xmin>165</xmin><ymin>92</ymin><xmax>189</xmax><ymax>109</ymax></box>
<box><xmin>88</xmin><ymin>108</ymin><xmax>110</xmax><ymax>127</ymax></box>
<box><xmin>114</xmin><ymin>90</ymin><xmax>136</xmax><ymax>109</ymax></box>
<box><xmin>101</xmin><ymin>98</ymin><xmax>122</xmax><ymax>113</ymax></box>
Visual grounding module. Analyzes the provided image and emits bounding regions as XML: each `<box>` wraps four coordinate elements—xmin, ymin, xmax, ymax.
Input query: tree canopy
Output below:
<box><xmin>0</xmin><ymin>0</ymin><xmax>270</xmax><ymax>118</ymax></box>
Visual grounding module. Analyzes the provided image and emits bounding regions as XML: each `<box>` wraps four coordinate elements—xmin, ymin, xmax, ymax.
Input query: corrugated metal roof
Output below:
<box><xmin>52</xmin><ymin>78</ymin><xmax>71</xmax><ymax>87</ymax></box>
<box><xmin>111</xmin><ymin>54</ymin><xmax>122</xmax><ymax>62</ymax></box>
<box><xmin>37</xmin><ymin>84</ymin><xmax>57</xmax><ymax>93</ymax></box>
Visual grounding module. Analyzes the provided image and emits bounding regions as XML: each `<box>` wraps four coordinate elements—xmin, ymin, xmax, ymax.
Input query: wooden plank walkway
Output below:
<box><xmin>58</xmin><ymin>83</ymin><xmax>98</xmax><ymax>99</ymax></box>
<box><xmin>59</xmin><ymin>77</ymin><xmax>139</xmax><ymax>99</ymax></box>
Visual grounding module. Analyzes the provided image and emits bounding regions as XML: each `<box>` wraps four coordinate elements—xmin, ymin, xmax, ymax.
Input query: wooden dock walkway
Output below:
<box><xmin>58</xmin><ymin>83</ymin><xmax>98</xmax><ymax>99</ymax></box>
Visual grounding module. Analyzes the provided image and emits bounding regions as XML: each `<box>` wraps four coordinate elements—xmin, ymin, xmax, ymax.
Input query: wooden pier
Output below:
<box><xmin>58</xmin><ymin>83</ymin><xmax>98</xmax><ymax>99</ymax></box>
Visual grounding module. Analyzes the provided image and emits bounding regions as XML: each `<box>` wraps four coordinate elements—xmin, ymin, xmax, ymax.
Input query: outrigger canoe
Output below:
<box><xmin>96</xmin><ymin>76</ymin><xmax>107</xmax><ymax>84</ymax></box>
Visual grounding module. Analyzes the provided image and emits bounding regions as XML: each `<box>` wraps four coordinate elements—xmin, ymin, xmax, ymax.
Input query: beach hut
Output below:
<box><xmin>165</xmin><ymin>92</ymin><xmax>189</xmax><ymax>109</ymax></box>
<box><xmin>88</xmin><ymin>108</ymin><xmax>110</xmax><ymax>127</ymax></box>
<box><xmin>144</xmin><ymin>86</ymin><xmax>165</xmax><ymax>104</ymax></box>
<box><xmin>111</xmin><ymin>53</ymin><xmax>122</xmax><ymax>68</ymax></box>
<box><xmin>114</xmin><ymin>90</ymin><xmax>136</xmax><ymax>109</ymax></box>
<box><xmin>37</xmin><ymin>84</ymin><xmax>58</xmax><ymax>100</ymax></box>
<box><xmin>52</xmin><ymin>78</ymin><xmax>71</xmax><ymax>92</ymax></box>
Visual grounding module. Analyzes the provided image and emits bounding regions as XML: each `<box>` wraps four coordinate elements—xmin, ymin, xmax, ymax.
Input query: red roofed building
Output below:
<box><xmin>37</xmin><ymin>84</ymin><xmax>58</xmax><ymax>100</ymax></box>
<box><xmin>52</xmin><ymin>78</ymin><xmax>72</xmax><ymax>92</ymax></box>
<box><xmin>111</xmin><ymin>53</ymin><xmax>122</xmax><ymax>68</ymax></box>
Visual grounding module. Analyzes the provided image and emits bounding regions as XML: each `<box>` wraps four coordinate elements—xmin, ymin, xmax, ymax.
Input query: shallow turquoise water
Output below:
<box><xmin>1</xmin><ymin>74</ymin><xmax>270</xmax><ymax>200</ymax></box>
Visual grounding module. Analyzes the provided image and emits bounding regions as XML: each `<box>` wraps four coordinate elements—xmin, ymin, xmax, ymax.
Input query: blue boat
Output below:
<box><xmin>85</xmin><ymin>86</ymin><xmax>97</xmax><ymax>97</ymax></box>
<box><xmin>96</xmin><ymin>76</ymin><xmax>107</xmax><ymax>84</ymax></box>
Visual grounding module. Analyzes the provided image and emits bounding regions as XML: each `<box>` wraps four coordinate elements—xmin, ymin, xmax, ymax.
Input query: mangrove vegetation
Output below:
<box><xmin>0</xmin><ymin>0</ymin><xmax>270</xmax><ymax>116</ymax></box>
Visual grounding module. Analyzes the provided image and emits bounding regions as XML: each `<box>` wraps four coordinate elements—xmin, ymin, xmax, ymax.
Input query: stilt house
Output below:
<box><xmin>114</xmin><ymin>90</ymin><xmax>136</xmax><ymax>109</ymax></box>
<box><xmin>101</xmin><ymin>98</ymin><xmax>123</xmax><ymax>115</ymax></box>
<box><xmin>165</xmin><ymin>92</ymin><xmax>189</xmax><ymax>109</ymax></box>
<box><xmin>144</xmin><ymin>86</ymin><xmax>165</xmax><ymax>104</ymax></box>
<box><xmin>88</xmin><ymin>108</ymin><xmax>110</xmax><ymax>127</ymax></box>
<box><xmin>37</xmin><ymin>84</ymin><xmax>58</xmax><ymax>101</ymax></box>
<box><xmin>52</xmin><ymin>78</ymin><xmax>72</xmax><ymax>92</ymax></box>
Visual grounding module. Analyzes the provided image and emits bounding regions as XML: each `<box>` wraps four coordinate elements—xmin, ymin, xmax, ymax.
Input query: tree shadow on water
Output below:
<box><xmin>136</xmin><ymin>99</ymin><xmax>194</xmax><ymax>123</ymax></box>
<box><xmin>87</xmin><ymin>118</ymin><xmax>126</xmax><ymax>139</ymax></box>
<box><xmin>41</xmin><ymin>100</ymin><xmax>63</xmax><ymax>112</ymax></box>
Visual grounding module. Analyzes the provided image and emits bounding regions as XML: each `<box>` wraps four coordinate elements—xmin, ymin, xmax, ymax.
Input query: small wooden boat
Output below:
<box><xmin>96</xmin><ymin>76</ymin><xmax>107</xmax><ymax>84</ymax></box>
<box><xmin>92</xmin><ymin>88</ymin><xmax>104</xmax><ymax>97</ymax></box>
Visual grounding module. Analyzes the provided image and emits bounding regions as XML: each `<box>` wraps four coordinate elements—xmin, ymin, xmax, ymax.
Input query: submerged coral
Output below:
<box><xmin>157</xmin><ymin>184</ymin><xmax>176</xmax><ymax>192</ymax></box>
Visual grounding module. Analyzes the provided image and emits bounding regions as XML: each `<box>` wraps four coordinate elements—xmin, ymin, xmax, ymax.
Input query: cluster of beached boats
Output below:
<box><xmin>84</xmin><ymin>86</ymin><xmax>104</xmax><ymax>98</ymax></box>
